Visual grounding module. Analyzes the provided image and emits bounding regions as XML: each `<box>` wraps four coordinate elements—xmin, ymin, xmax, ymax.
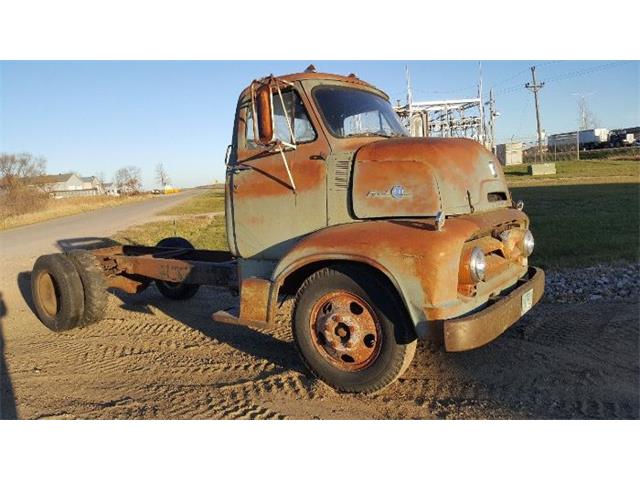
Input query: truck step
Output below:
<box><xmin>212</xmin><ymin>308</ymin><xmax>273</xmax><ymax>330</ymax></box>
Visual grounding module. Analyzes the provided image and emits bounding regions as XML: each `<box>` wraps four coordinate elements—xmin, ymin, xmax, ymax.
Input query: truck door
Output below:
<box><xmin>229</xmin><ymin>87</ymin><xmax>330</xmax><ymax>259</ymax></box>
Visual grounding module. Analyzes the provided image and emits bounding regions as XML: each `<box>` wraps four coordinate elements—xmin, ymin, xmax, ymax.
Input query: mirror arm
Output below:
<box><xmin>273</xmin><ymin>79</ymin><xmax>296</xmax><ymax>145</ymax></box>
<box><xmin>276</xmin><ymin>142</ymin><xmax>297</xmax><ymax>193</ymax></box>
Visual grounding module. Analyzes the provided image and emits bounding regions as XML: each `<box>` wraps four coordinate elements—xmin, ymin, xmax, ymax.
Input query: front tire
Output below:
<box><xmin>293</xmin><ymin>265</ymin><xmax>416</xmax><ymax>393</ymax></box>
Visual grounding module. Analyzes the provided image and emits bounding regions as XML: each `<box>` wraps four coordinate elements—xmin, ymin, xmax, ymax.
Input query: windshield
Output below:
<box><xmin>313</xmin><ymin>86</ymin><xmax>408</xmax><ymax>138</ymax></box>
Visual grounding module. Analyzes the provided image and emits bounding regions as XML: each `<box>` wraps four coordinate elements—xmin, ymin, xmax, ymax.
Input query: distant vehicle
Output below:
<box><xmin>152</xmin><ymin>189</ymin><xmax>161</xmax><ymax>194</ymax></box>
<box><xmin>608</xmin><ymin>132</ymin><xmax>636</xmax><ymax>148</ymax></box>
<box><xmin>548</xmin><ymin>128</ymin><xmax>639</xmax><ymax>151</ymax></box>
<box><xmin>547</xmin><ymin>128</ymin><xmax>610</xmax><ymax>151</ymax></box>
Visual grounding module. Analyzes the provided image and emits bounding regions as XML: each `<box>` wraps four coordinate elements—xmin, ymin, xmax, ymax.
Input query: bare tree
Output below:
<box><xmin>114</xmin><ymin>166</ymin><xmax>142</xmax><ymax>195</ymax></box>
<box><xmin>95</xmin><ymin>171</ymin><xmax>106</xmax><ymax>184</ymax></box>
<box><xmin>155</xmin><ymin>162</ymin><xmax>171</xmax><ymax>188</ymax></box>
<box><xmin>578</xmin><ymin>97</ymin><xmax>599</xmax><ymax>130</ymax></box>
<box><xmin>0</xmin><ymin>152</ymin><xmax>46</xmax><ymax>188</ymax></box>
<box><xmin>0</xmin><ymin>153</ymin><xmax>49</xmax><ymax>216</ymax></box>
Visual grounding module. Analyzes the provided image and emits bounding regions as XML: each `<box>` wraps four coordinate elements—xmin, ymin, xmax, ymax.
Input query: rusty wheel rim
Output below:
<box><xmin>309</xmin><ymin>291</ymin><xmax>382</xmax><ymax>372</ymax></box>
<box><xmin>36</xmin><ymin>271</ymin><xmax>59</xmax><ymax>317</ymax></box>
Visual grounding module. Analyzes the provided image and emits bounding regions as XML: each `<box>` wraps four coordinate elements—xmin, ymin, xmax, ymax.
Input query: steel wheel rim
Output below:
<box><xmin>36</xmin><ymin>271</ymin><xmax>59</xmax><ymax>317</ymax></box>
<box><xmin>309</xmin><ymin>291</ymin><xmax>382</xmax><ymax>372</ymax></box>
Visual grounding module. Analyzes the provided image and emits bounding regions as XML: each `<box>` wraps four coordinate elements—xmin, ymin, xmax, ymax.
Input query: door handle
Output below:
<box><xmin>228</xmin><ymin>164</ymin><xmax>251</xmax><ymax>174</ymax></box>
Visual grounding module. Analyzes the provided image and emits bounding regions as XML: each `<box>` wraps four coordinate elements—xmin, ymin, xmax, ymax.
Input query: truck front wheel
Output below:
<box><xmin>293</xmin><ymin>265</ymin><xmax>416</xmax><ymax>393</ymax></box>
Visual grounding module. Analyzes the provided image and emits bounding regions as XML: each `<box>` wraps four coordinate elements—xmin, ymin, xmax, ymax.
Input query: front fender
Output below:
<box><xmin>271</xmin><ymin>209</ymin><xmax>529</xmax><ymax>337</ymax></box>
<box><xmin>270</xmin><ymin>219</ymin><xmax>466</xmax><ymax>337</ymax></box>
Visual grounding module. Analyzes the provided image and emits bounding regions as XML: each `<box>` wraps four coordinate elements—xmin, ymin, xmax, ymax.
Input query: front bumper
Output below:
<box><xmin>444</xmin><ymin>267</ymin><xmax>545</xmax><ymax>352</ymax></box>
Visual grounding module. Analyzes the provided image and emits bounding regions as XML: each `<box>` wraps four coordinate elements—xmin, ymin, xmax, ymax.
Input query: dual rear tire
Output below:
<box><xmin>31</xmin><ymin>237</ymin><xmax>200</xmax><ymax>332</ymax></box>
<box><xmin>31</xmin><ymin>251</ymin><xmax>109</xmax><ymax>332</ymax></box>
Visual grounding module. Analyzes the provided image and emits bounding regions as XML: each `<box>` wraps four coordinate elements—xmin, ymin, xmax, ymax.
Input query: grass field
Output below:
<box><xmin>0</xmin><ymin>193</ymin><xmax>153</xmax><ymax>231</ymax></box>
<box><xmin>158</xmin><ymin>188</ymin><xmax>225</xmax><ymax>216</ymax></box>
<box><xmin>504</xmin><ymin>159</ymin><xmax>640</xmax><ymax>186</ymax></box>
<box><xmin>113</xmin><ymin>189</ymin><xmax>228</xmax><ymax>250</ymax></box>
<box><xmin>112</xmin><ymin>173</ymin><xmax>639</xmax><ymax>269</ymax></box>
<box><xmin>512</xmin><ymin>183</ymin><xmax>639</xmax><ymax>268</ymax></box>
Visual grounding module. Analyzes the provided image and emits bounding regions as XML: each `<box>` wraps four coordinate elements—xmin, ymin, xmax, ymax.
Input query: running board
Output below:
<box><xmin>212</xmin><ymin>308</ymin><xmax>273</xmax><ymax>330</ymax></box>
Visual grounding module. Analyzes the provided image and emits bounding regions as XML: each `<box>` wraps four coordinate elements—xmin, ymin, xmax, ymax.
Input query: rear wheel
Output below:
<box><xmin>154</xmin><ymin>237</ymin><xmax>200</xmax><ymax>300</ymax></box>
<box><xmin>68</xmin><ymin>250</ymin><xmax>108</xmax><ymax>327</ymax></box>
<box><xmin>293</xmin><ymin>265</ymin><xmax>416</xmax><ymax>393</ymax></box>
<box><xmin>31</xmin><ymin>254</ymin><xmax>84</xmax><ymax>332</ymax></box>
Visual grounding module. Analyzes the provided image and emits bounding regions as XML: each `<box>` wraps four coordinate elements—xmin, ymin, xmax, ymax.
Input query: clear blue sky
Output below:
<box><xmin>1</xmin><ymin>61</ymin><xmax>638</xmax><ymax>188</ymax></box>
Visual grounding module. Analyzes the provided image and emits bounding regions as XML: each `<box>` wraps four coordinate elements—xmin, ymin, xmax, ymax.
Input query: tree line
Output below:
<box><xmin>1</xmin><ymin>152</ymin><xmax>173</xmax><ymax>218</ymax></box>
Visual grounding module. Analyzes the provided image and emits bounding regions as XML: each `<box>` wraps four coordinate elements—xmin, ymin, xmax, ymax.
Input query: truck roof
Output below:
<box><xmin>241</xmin><ymin>71</ymin><xmax>389</xmax><ymax>99</ymax></box>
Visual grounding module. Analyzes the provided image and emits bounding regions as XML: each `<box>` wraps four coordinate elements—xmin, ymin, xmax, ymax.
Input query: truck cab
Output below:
<box><xmin>222</xmin><ymin>68</ymin><xmax>545</xmax><ymax>391</ymax></box>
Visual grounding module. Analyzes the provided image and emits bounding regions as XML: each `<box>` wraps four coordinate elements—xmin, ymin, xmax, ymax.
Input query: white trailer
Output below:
<box><xmin>547</xmin><ymin>128</ymin><xmax>610</xmax><ymax>150</ymax></box>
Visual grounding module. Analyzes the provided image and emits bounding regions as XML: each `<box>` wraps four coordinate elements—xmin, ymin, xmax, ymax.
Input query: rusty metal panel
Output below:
<box><xmin>112</xmin><ymin>256</ymin><xmax>236</xmax><ymax>286</ymax></box>
<box><xmin>270</xmin><ymin>207</ymin><xmax>531</xmax><ymax>331</ymax></box>
<box><xmin>239</xmin><ymin>277</ymin><xmax>272</xmax><ymax>324</ymax></box>
<box><xmin>353</xmin><ymin>137</ymin><xmax>511</xmax><ymax>218</ymax></box>
<box><xmin>230</xmin><ymin>85</ymin><xmax>330</xmax><ymax>260</ymax></box>
<box><xmin>106</xmin><ymin>275</ymin><xmax>149</xmax><ymax>294</ymax></box>
<box><xmin>444</xmin><ymin>267</ymin><xmax>545</xmax><ymax>351</ymax></box>
<box><xmin>352</xmin><ymin>157</ymin><xmax>441</xmax><ymax>218</ymax></box>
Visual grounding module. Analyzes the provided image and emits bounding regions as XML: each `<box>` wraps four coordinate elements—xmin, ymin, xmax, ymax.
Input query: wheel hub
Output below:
<box><xmin>310</xmin><ymin>291</ymin><xmax>382</xmax><ymax>372</ymax></box>
<box><xmin>36</xmin><ymin>272</ymin><xmax>59</xmax><ymax>317</ymax></box>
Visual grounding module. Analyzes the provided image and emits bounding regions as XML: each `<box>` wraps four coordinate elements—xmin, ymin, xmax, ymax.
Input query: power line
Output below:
<box><xmin>494</xmin><ymin>61</ymin><xmax>631</xmax><ymax>96</ymax></box>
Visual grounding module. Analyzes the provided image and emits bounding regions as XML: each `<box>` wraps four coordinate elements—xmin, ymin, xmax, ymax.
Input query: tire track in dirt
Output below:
<box><xmin>5</xmin><ymin>278</ymin><xmax>638</xmax><ymax>419</ymax></box>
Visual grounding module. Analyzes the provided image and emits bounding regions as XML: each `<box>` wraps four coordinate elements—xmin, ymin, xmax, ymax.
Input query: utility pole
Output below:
<box><xmin>405</xmin><ymin>65</ymin><xmax>413</xmax><ymax>134</ymax></box>
<box><xmin>487</xmin><ymin>88</ymin><xmax>497</xmax><ymax>151</ymax></box>
<box><xmin>478</xmin><ymin>62</ymin><xmax>485</xmax><ymax>145</ymax></box>
<box><xmin>525</xmin><ymin>66</ymin><xmax>545</xmax><ymax>162</ymax></box>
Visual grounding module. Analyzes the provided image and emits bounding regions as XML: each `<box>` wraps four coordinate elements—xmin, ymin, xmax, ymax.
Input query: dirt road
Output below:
<box><xmin>1</xmin><ymin>195</ymin><xmax>638</xmax><ymax>419</ymax></box>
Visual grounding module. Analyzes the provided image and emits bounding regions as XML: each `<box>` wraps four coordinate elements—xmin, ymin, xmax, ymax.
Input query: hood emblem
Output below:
<box><xmin>367</xmin><ymin>185</ymin><xmax>410</xmax><ymax>199</ymax></box>
<box><xmin>390</xmin><ymin>185</ymin><xmax>407</xmax><ymax>199</ymax></box>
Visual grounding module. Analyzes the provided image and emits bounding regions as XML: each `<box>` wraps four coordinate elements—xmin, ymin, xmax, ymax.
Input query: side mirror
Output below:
<box><xmin>255</xmin><ymin>85</ymin><xmax>274</xmax><ymax>145</ymax></box>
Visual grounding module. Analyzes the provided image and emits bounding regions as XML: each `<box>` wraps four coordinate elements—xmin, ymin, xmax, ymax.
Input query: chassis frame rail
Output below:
<box><xmin>89</xmin><ymin>245</ymin><xmax>237</xmax><ymax>293</ymax></box>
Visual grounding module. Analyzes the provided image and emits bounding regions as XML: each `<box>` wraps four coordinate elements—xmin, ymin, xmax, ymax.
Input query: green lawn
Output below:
<box><xmin>512</xmin><ymin>182</ymin><xmax>640</xmax><ymax>268</ymax></box>
<box><xmin>504</xmin><ymin>159</ymin><xmax>640</xmax><ymax>186</ymax></box>
<box><xmin>158</xmin><ymin>188</ymin><xmax>225</xmax><ymax>216</ymax></box>
<box><xmin>113</xmin><ymin>188</ymin><xmax>228</xmax><ymax>250</ymax></box>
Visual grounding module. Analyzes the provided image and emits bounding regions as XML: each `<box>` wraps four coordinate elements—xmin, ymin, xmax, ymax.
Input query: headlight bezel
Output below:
<box><xmin>522</xmin><ymin>230</ymin><xmax>535</xmax><ymax>257</ymax></box>
<box><xmin>469</xmin><ymin>246</ymin><xmax>487</xmax><ymax>283</ymax></box>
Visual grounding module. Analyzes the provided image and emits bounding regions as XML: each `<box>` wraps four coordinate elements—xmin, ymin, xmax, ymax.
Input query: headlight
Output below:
<box><xmin>469</xmin><ymin>247</ymin><xmax>486</xmax><ymax>282</ymax></box>
<box><xmin>523</xmin><ymin>230</ymin><xmax>535</xmax><ymax>257</ymax></box>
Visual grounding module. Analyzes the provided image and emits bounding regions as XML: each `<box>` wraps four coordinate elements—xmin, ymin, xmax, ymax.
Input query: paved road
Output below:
<box><xmin>0</xmin><ymin>189</ymin><xmax>201</xmax><ymax>340</ymax></box>
<box><xmin>0</xmin><ymin>189</ymin><xmax>202</xmax><ymax>259</ymax></box>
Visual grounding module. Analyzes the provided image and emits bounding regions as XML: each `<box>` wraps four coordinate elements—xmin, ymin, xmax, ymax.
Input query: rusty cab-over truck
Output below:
<box><xmin>30</xmin><ymin>68</ymin><xmax>544</xmax><ymax>393</ymax></box>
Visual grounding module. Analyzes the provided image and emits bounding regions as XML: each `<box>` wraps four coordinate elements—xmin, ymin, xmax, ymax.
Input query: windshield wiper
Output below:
<box><xmin>345</xmin><ymin>132</ymin><xmax>392</xmax><ymax>138</ymax></box>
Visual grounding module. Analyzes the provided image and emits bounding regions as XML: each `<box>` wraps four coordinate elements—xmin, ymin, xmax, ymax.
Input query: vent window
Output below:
<box><xmin>488</xmin><ymin>191</ymin><xmax>507</xmax><ymax>202</ymax></box>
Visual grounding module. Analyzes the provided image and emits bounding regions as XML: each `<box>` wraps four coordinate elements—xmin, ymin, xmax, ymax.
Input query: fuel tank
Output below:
<box><xmin>351</xmin><ymin>137</ymin><xmax>511</xmax><ymax>218</ymax></box>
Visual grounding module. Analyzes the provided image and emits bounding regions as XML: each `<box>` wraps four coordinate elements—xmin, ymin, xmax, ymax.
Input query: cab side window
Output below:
<box><xmin>245</xmin><ymin>89</ymin><xmax>316</xmax><ymax>148</ymax></box>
